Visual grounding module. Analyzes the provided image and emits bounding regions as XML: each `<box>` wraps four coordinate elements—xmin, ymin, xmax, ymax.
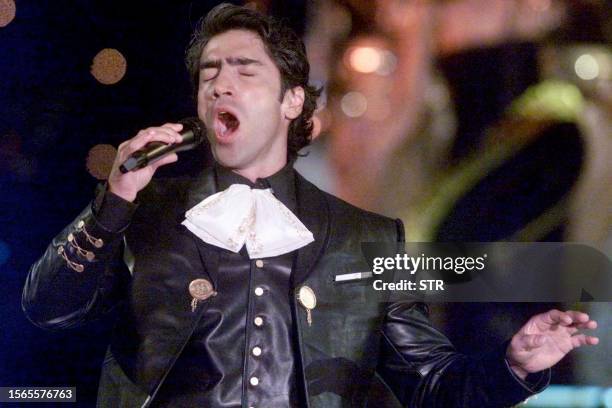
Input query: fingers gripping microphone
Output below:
<box><xmin>119</xmin><ymin>117</ymin><xmax>205</xmax><ymax>173</ymax></box>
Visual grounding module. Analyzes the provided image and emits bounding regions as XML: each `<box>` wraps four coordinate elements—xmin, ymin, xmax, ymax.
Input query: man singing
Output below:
<box><xmin>23</xmin><ymin>3</ymin><xmax>598</xmax><ymax>407</ymax></box>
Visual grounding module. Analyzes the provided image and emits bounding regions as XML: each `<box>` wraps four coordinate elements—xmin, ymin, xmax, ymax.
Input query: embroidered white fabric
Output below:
<box><xmin>182</xmin><ymin>184</ymin><xmax>314</xmax><ymax>258</ymax></box>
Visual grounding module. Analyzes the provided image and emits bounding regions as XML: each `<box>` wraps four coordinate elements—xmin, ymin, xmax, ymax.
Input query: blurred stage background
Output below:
<box><xmin>1</xmin><ymin>0</ymin><xmax>610</xmax><ymax>406</ymax></box>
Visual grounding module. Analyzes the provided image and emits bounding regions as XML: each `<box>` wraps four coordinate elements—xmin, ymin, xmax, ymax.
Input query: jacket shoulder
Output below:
<box><xmin>297</xmin><ymin>173</ymin><xmax>404</xmax><ymax>241</ymax></box>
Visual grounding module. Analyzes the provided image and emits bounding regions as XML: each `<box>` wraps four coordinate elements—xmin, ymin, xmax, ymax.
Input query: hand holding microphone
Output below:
<box><xmin>119</xmin><ymin>117</ymin><xmax>204</xmax><ymax>173</ymax></box>
<box><xmin>108</xmin><ymin>118</ymin><xmax>204</xmax><ymax>202</ymax></box>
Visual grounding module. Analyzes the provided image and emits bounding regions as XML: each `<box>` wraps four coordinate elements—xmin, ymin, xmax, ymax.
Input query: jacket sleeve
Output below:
<box><xmin>22</xmin><ymin>184</ymin><xmax>138</xmax><ymax>330</ymax></box>
<box><xmin>380</xmin><ymin>219</ymin><xmax>549</xmax><ymax>407</ymax></box>
<box><xmin>379</xmin><ymin>302</ymin><xmax>550</xmax><ymax>408</ymax></box>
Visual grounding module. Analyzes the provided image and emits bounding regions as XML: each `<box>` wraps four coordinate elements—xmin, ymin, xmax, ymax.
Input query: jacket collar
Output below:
<box><xmin>182</xmin><ymin>167</ymin><xmax>221</xmax><ymax>288</ymax></box>
<box><xmin>182</xmin><ymin>166</ymin><xmax>330</xmax><ymax>289</ymax></box>
<box><xmin>216</xmin><ymin>162</ymin><xmax>297</xmax><ymax>213</ymax></box>
<box><xmin>184</xmin><ymin>167</ymin><xmax>218</xmax><ymax>211</ymax></box>
<box><xmin>292</xmin><ymin>172</ymin><xmax>330</xmax><ymax>288</ymax></box>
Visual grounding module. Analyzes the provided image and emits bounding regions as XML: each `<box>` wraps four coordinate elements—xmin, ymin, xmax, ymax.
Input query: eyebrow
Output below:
<box><xmin>200</xmin><ymin>57</ymin><xmax>263</xmax><ymax>70</ymax></box>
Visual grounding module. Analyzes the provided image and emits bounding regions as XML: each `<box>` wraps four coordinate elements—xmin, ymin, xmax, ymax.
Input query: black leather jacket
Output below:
<box><xmin>22</xmin><ymin>168</ymin><xmax>548</xmax><ymax>407</ymax></box>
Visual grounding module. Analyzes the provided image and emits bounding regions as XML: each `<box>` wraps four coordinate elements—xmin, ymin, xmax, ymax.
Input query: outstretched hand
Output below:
<box><xmin>506</xmin><ymin>309</ymin><xmax>599</xmax><ymax>379</ymax></box>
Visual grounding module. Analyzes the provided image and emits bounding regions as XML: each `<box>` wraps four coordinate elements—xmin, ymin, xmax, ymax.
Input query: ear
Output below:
<box><xmin>282</xmin><ymin>86</ymin><xmax>305</xmax><ymax>120</ymax></box>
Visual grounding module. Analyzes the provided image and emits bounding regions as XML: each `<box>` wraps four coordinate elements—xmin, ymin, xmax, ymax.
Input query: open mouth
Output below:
<box><xmin>214</xmin><ymin>110</ymin><xmax>240</xmax><ymax>141</ymax></box>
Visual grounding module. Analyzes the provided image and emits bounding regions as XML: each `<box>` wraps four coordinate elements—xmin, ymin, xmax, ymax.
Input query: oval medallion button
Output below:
<box><xmin>189</xmin><ymin>278</ymin><xmax>217</xmax><ymax>312</ymax></box>
<box><xmin>297</xmin><ymin>286</ymin><xmax>316</xmax><ymax>309</ymax></box>
<box><xmin>189</xmin><ymin>278</ymin><xmax>216</xmax><ymax>301</ymax></box>
<box><xmin>297</xmin><ymin>286</ymin><xmax>317</xmax><ymax>326</ymax></box>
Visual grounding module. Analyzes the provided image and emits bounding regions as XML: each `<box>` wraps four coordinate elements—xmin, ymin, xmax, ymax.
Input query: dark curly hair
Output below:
<box><xmin>185</xmin><ymin>3</ymin><xmax>322</xmax><ymax>163</ymax></box>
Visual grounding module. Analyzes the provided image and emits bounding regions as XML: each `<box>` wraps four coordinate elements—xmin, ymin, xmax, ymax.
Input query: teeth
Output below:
<box><xmin>218</xmin><ymin>111</ymin><xmax>232</xmax><ymax>121</ymax></box>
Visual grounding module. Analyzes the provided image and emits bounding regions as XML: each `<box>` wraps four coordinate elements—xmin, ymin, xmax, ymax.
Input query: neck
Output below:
<box><xmin>230</xmin><ymin>160</ymin><xmax>288</xmax><ymax>183</ymax></box>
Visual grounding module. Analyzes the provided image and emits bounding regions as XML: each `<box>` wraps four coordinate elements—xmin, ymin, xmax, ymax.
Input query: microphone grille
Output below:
<box><xmin>179</xmin><ymin>117</ymin><xmax>205</xmax><ymax>142</ymax></box>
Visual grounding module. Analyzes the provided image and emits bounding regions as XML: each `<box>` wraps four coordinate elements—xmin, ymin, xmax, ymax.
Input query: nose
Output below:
<box><xmin>212</xmin><ymin>69</ymin><xmax>234</xmax><ymax>99</ymax></box>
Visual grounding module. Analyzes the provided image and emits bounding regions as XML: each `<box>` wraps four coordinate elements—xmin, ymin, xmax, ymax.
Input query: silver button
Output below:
<box><xmin>250</xmin><ymin>376</ymin><xmax>259</xmax><ymax>386</ymax></box>
<box><xmin>255</xmin><ymin>259</ymin><xmax>264</xmax><ymax>268</ymax></box>
<box><xmin>254</xmin><ymin>316</ymin><xmax>264</xmax><ymax>326</ymax></box>
<box><xmin>252</xmin><ymin>346</ymin><xmax>262</xmax><ymax>356</ymax></box>
<box><xmin>254</xmin><ymin>287</ymin><xmax>264</xmax><ymax>296</ymax></box>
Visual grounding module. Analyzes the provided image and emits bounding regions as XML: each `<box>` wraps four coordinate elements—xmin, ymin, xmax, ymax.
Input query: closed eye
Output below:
<box><xmin>201</xmin><ymin>68</ymin><xmax>219</xmax><ymax>82</ymax></box>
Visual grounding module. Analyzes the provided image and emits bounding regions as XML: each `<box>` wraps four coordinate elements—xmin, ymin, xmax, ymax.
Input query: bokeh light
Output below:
<box><xmin>575</xmin><ymin>54</ymin><xmax>600</xmax><ymax>81</ymax></box>
<box><xmin>91</xmin><ymin>48</ymin><xmax>127</xmax><ymax>85</ymax></box>
<box><xmin>347</xmin><ymin>46</ymin><xmax>382</xmax><ymax>74</ymax></box>
<box><xmin>376</xmin><ymin>50</ymin><xmax>397</xmax><ymax>76</ymax></box>
<box><xmin>0</xmin><ymin>0</ymin><xmax>16</xmax><ymax>27</ymax></box>
<box><xmin>86</xmin><ymin>144</ymin><xmax>117</xmax><ymax>180</ymax></box>
<box><xmin>341</xmin><ymin>91</ymin><xmax>368</xmax><ymax>118</ymax></box>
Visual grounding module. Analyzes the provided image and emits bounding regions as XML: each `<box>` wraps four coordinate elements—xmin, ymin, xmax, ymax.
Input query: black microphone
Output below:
<box><xmin>119</xmin><ymin>117</ymin><xmax>205</xmax><ymax>173</ymax></box>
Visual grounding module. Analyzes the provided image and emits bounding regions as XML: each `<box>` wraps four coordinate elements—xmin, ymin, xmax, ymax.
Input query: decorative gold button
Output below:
<box><xmin>189</xmin><ymin>278</ymin><xmax>216</xmax><ymax>301</ymax></box>
<box><xmin>189</xmin><ymin>278</ymin><xmax>217</xmax><ymax>312</ymax></box>
<box><xmin>249</xmin><ymin>376</ymin><xmax>259</xmax><ymax>386</ymax></box>
<box><xmin>254</xmin><ymin>287</ymin><xmax>264</xmax><ymax>296</ymax></box>
<box><xmin>92</xmin><ymin>237</ymin><xmax>104</xmax><ymax>248</ymax></box>
<box><xmin>297</xmin><ymin>286</ymin><xmax>316</xmax><ymax>309</ymax></box>
<box><xmin>297</xmin><ymin>286</ymin><xmax>317</xmax><ymax>326</ymax></box>
<box><xmin>252</xmin><ymin>346</ymin><xmax>262</xmax><ymax>356</ymax></box>
<box><xmin>254</xmin><ymin>316</ymin><xmax>264</xmax><ymax>326</ymax></box>
<box><xmin>255</xmin><ymin>259</ymin><xmax>264</xmax><ymax>268</ymax></box>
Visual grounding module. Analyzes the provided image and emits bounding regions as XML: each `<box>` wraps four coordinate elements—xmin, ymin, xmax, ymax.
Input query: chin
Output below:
<box><xmin>212</xmin><ymin>150</ymin><xmax>242</xmax><ymax>169</ymax></box>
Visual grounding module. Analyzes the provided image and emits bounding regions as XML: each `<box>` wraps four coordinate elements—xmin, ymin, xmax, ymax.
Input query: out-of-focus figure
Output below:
<box><xmin>299</xmin><ymin>0</ymin><xmax>612</xmax><ymax>389</ymax></box>
<box><xmin>301</xmin><ymin>0</ymin><xmax>610</xmax><ymax>245</ymax></box>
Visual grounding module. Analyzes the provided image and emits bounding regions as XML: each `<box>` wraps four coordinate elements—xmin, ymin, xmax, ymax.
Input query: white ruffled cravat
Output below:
<box><xmin>182</xmin><ymin>184</ymin><xmax>314</xmax><ymax>258</ymax></box>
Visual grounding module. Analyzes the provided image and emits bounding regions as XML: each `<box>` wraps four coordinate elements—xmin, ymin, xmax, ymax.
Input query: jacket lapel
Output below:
<box><xmin>182</xmin><ymin>167</ymin><xmax>221</xmax><ymax>288</ymax></box>
<box><xmin>292</xmin><ymin>172</ymin><xmax>330</xmax><ymax>287</ymax></box>
<box><xmin>184</xmin><ymin>166</ymin><xmax>218</xmax><ymax>211</ymax></box>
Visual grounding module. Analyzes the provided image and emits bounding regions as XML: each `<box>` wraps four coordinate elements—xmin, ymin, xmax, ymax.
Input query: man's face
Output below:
<box><xmin>197</xmin><ymin>29</ymin><xmax>303</xmax><ymax>178</ymax></box>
